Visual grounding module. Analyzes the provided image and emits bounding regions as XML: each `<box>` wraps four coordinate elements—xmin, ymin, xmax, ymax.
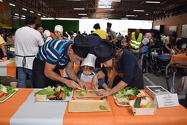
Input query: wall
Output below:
<box><xmin>153</xmin><ymin>13</ymin><xmax>187</xmax><ymax>37</ymax></box>
<box><xmin>41</xmin><ymin>20</ymin><xmax>79</xmax><ymax>33</ymax></box>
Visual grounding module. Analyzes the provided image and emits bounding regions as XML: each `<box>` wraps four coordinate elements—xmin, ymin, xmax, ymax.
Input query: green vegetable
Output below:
<box><xmin>134</xmin><ymin>97</ymin><xmax>141</xmax><ymax>108</ymax></box>
<box><xmin>0</xmin><ymin>84</ymin><xmax>7</xmax><ymax>93</ymax></box>
<box><xmin>34</xmin><ymin>86</ymin><xmax>55</xmax><ymax>98</ymax></box>
<box><xmin>112</xmin><ymin>87</ymin><xmax>140</xmax><ymax>98</ymax></box>
<box><xmin>144</xmin><ymin>101</ymin><xmax>153</xmax><ymax>108</ymax></box>
<box><xmin>99</xmin><ymin>105</ymin><xmax>107</xmax><ymax>110</ymax></box>
<box><xmin>79</xmin><ymin>94</ymin><xmax>84</xmax><ymax>96</ymax></box>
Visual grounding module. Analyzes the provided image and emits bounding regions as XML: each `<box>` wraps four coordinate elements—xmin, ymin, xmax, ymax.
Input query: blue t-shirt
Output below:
<box><xmin>36</xmin><ymin>39</ymin><xmax>73</xmax><ymax>67</ymax></box>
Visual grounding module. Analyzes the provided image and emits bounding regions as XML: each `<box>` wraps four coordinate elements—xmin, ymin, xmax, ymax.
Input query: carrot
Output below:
<box><xmin>140</xmin><ymin>105</ymin><xmax>145</xmax><ymax>108</ymax></box>
<box><xmin>59</xmin><ymin>92</ymin><xmax>65</xmax><ymax>100</ymax></box>
<box><xmin>0</xmin><ymin>92</ymin><xmax>4</xmax><ymax>97</ymax></box>
<box><xmin>0</xmin><ymin>94</ymin><xmax>6</xmax><ymax>99</ymax></box>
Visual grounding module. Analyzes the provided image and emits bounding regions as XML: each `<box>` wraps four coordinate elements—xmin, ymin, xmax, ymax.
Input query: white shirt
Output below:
<box><xmin>15</xmin><ymin>27</ymin><xmax>44</xmax><ymax>69</ymax></box>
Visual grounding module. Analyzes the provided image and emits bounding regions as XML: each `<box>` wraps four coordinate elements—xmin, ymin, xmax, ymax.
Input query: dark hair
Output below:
<box><xmin>35</xmin><ymin>23</ymin><xmax>45</xmax><ymax>29</ymax></box>
<box><xmin>82</xmin><ymin>66</ymin><xmax>94</xmax><ymax>70</ymax></box>
<box><xmin>25</xmin><ymin>13</ymin><xmax>36</xmax><ymax>25</ymax></box>
<box><xmin>93</xmin><ymin>23</ymin><xmax>100</xmax><ymax>29</ymax></box>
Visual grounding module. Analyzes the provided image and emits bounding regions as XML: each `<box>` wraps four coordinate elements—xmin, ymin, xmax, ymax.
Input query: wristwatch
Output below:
<box><xmin>4</xmin><ymin>55</ymin><xmax>7</xmax><ymax>57</ymax></box>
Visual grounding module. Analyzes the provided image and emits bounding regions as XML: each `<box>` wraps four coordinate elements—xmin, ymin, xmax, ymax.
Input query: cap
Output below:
<box><xmin>107</xmin><ymin>22</ymin><xmax>112</xmax><ymax>27</ymax></box>
<box><xmin>93</xmin><ymin>23</ymin><xmax>100</xmax><ymax>29</ymax></box>
<box><xmin>94</xmin><ymin>39</ymin><xmax>116</xmax><ymax>63</ymax></box>
<box><xmin>81</xmin><ymin>54</ymin><xmax>96</xmax><ymax>68</ymax></box>
<box><xmin>72</xmin><ymin>34</ymin><xmax>94</xmax><ymax>58</ymax></box>
<box><xmin>142</xmin><ymin>38</ymin><xmax>149</xmax><ymax>45</ymax></box>
<box><xmin>54</xmin><ymin>25</ymin><xmax>63</xmax><ymax>33</ymax></box>
<box><xmin>25</xmin><ymin>13</ymin><xmax>36</xmax><ymax>25</ymax></box>
<box><xmin>43</xmin><ymin>30</ymin><xmax>51</xmax><ymax>39</ymax></box>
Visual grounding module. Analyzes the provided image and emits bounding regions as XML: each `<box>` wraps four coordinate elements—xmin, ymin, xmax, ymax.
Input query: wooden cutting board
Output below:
<box><xmin>73</xmin><ymin>89</ymin><xmax>103</xmax><ymax>97</ymax></box>
<box><xmin>68</xmin><ymin>100</ymin><xmax>111</xmax><ymax>112</ymax></box>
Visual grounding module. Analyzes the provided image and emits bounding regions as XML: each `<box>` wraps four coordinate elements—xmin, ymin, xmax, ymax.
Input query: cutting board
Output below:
<box><xmin>74</xmin><ymin>89</ymin><xmax>103</xmax><ymax>97</ymax></box>
<box><xmin>68</xmin><ymin>100</ymin><xmax>111</xmax><ymax>112</ymax></box>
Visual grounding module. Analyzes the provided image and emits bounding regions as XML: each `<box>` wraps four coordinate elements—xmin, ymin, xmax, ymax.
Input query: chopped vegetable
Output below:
<box><xmin>0</xmin><ymin>84</ymin><xmax>7</xmax><ymax>93</ymax></box>
<box><xmin>99</xmin><ymin>105</ymin><xmax>107</xmax><ymax>110</ymax></box>
<box><xmin>34</xmin><ymin>85</ymin><xmax>72</xmax><ymax>100</ymax></box>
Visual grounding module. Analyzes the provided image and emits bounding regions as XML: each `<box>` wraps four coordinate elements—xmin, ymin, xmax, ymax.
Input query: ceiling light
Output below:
<box><xmin>74</xmin><ymin>8</ymin><xmax>85</xmax><ymax>10</ymax></box>
<box><xmin>9</xmin><ymin>3</ymin><xmax>15</xmax><ymax>7</ymax></box>
<box><xmin>81</xmin><ymin>17</ymin><xmax>89</xmax><ymax>19</ymax></box>
<box><xmin>30</xmin><ymin>11</ymin><xmax>34</xmax><ymax>13</ymax></box>
<box><xmin>78</xmin><ymin>14</ymin><xmax>87</xmax><ymax>15</ymax></box>
<box><xmin>104</xmin><ymin>9</ymin><xmax>114</xmax><ymax>11</ymax></box>
<box><xmin>133</xmin><ymin>10</ymin><xmax>144</xmax><ymax>12</ymax></box>
<box><xmin>22</xmin><ymin>15</ymin><xmax>25</xmax><ymax>17</ymax></box>
<box><xmin>126</xmin><ymin>15</ymin><xmax>136</xmax><ymax>17</ymax></box>
<box><xmin>121</xmin><ymin>18</ymin><xmax>128</xmax><ymax>20</ymax></box>
<box><xmin>22</xmin><ymin>8</ymin><xmax>27</xmax><ymax>11</ymax></box>
<box><xmin>0</xmin><ymin>0</ymin><xmax>3</xmax><ymax>2</ymax></box>
<box><xmin>38</xmin><ymin>13</ymin><xmax>41</xmax><ymax>16</ymax></box>
<box><xmin>15</xmin><ymin>13</ymin><xmax>19</xmax><ymax>16</ymax></box>
<box><xmin>146</xmin><ymin>1</ymin><xmax>160</xmax><ymax>4</ymax></box>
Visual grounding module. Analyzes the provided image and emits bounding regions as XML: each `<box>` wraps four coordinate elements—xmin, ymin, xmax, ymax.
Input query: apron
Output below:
<box><xmin>80</xmin><ymin>72</ymin><xmax>95</xmax><ymax>89</ymax></box>
<box><xmin>80</xmin><ymin>72</ymin><xmax>95</xmax><ymax>82</ymax></box>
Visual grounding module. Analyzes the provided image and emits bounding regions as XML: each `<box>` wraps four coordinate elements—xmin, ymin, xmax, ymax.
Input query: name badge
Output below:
<box><xmin>155</xmin><ymin>94</ymin><xmax>179</xmax><ymax>108</ymax></box>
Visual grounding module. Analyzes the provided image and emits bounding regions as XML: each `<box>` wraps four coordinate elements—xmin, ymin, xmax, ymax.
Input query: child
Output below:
<box><xmin>140</xmin><ymin>38</ymin><xmax>149</xmax><ymax>74</ymax></box>
<box><xmin>77</xmin><ymin>53</ymin><xmax>110</xmax><ymax>90</ymax></box>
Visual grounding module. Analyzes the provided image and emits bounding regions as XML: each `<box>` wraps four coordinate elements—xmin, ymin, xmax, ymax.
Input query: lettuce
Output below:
<box><xmin>0</xmin><ymin>84</ymin><xmax>7</xmax><ymax>93</ymax></box>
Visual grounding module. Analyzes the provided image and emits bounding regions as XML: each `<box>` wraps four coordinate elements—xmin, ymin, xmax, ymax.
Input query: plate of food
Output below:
<box><xmin>0</xmin><ymin>84</ymin><xmax>18</xmax><ymax>103</ymax></box>
<box><xmin>113</xmin><ymin>87</ymin><xmax>149</xmax><ymax>106</ymax></box>
<box><xmin>34</xmin><ymin>85</ymin><xmax>73</xmax><ymax>101</ymax></box>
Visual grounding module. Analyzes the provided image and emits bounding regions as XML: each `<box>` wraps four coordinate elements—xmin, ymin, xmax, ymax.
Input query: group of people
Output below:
<box><xmin>3</xmin><ymin>13</ymin><xmax>187</xmax><ymax>97</ymax></box>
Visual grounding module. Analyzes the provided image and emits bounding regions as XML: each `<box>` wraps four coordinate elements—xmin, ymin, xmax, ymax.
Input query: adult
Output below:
<box><xmin>0</xmin><ymin>28</ymin><xmax>7</xmax><ymax>60</ymax></box>
<box><xmin>116</xmin><ymin>32</ymin><xmax>124</xmax><ymax>49</ymax></box>
<box><xmin>54</xmin><ymin>25</ymin><xmax>63</xmax><ymax>39</ymax></box>
<box><xmin>129</xmin><ymin>29</ymin><xmax>143</xmax><ymax>59</ymax></box>
<box><xmin>106</xmin><ymin>22</ymin><xmax>116</xmax><ymax>42</ymax></box>
<box><xmin>15</xmin><ymin>14</ymin><xmax>44</xmax><ymax>88</ymax></box>
<box><xmin>92</xmin><ymin>40</ymin><xmax>144</xmax><ymax>96</ymax></box>
<box><xmin>163</xmin><ymin>32</ymin><xmax>177</xmax><ymax>54</ymax></box>
<box><xmin>175</xmin><ymin>37</ymin><xmax>187</xmax><ymax>53</ymax></box>
<box><xmin>92</xmin><ymin>23</ymin><xmax>109</xmax><ymax>39</ymax></box>
<box><xmin>32</xmin><ymin>34</ymin><xmax>93</xmax><ymax>89</ymax></box>
<box><xmin>144</xmin><ymin>29</ymin><xmax>156</xmax><ymax>46</ymax></box>
<box><xmin>35</xmin><ymin>23</ymin><xmax>45</xmax><ymax>39</ymax></box>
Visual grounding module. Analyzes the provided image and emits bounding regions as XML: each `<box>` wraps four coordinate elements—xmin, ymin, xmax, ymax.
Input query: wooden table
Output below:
<box><xmin>0</xmin><ymin>89</ymin><xmax>187</xmax><ymax>125</ymax></box>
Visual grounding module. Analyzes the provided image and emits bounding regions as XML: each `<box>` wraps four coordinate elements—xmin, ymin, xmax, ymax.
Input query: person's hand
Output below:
<box><xmin>91</xmin><ymin>76</ymin><xmax>99</xmax><ymax>90</ymax></box>
<box><xmin>2</xmin><ymin>57</ymin><xmax>7</xmax><ymax>60</ymax></box>
<box><xmin>65</xmin><ymin>80</ymin><xmax>80</xmax><ymax>89</ymax></box>
<box><xmin>77</xmin><ymin>80</ymin><xmax>88</xmax><ymax>90</ymax></box>
<box><xmin>96</xmin><ymin>90</ymin><xmax>111</xmax><ymax>96</ymax></box>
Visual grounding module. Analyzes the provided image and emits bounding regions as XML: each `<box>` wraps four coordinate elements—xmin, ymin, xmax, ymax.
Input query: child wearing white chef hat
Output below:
<box><xmin>77</xmin><ymin>53</ymin><xmax>110</xmax><ymax>90</ymax></box>
<box><xmin>54</xmin><ymin>25</ymin><xmax>63</xmax><ymax>39</ymax></box>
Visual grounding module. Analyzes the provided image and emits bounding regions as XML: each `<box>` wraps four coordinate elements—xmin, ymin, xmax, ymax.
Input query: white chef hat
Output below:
<box><xmin>43</xmin><ymin>30</ymin><xmax>51</xmax><ymax>39</ymax></box>
<box><xmin>142</xmin><ymin>38</ymin><xmax>149</xmax><ymax>45</ymax></box>
<box><xmin>81</xmin><ymin>54</ymin><xmax>96</xmax><ymax>68</ymax></box>
<box><xmin>54</xmin><ymin>25</ymin><xmax>63</xmax><ymax>33</ymax></box>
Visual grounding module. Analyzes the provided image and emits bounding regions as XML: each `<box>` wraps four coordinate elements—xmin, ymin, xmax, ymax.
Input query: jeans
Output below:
<box><xmin>17</xmin><ymin>67</ymin><xmax>32</xmax><ymax>88</ymax></box>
